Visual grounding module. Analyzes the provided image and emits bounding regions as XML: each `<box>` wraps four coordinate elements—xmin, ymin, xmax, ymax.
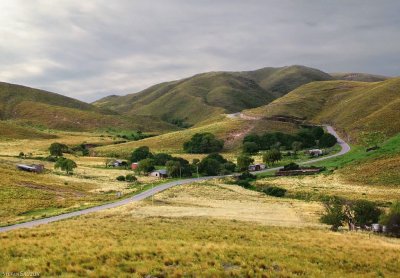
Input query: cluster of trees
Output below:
<box><xmin>130</xmin><ymin>146</ymin><xmax>237</xmax><ymax>177</ymax></box>
<box><xmin>321</xmin><ymin>197</ymin><xmax>400</xmax><ymax>235</ymax></box>
<box><xmin>48</xmin><ymin>143</ymin><xmax>78</xmax><ymax>174</ymax></box>
<box><xmin>183</xmin><ymin>133</ymin><xmax>224</xmax><ymax>154</ymax></box>
<box><xmin>116</xmin><ymin>130</ymin><xmax>153</xmax><ymax>141</ymax></box>
<box><xmin>242</xmin><ymin>126</ymin><xmax>337</xmax><ymax>154</ymax></box>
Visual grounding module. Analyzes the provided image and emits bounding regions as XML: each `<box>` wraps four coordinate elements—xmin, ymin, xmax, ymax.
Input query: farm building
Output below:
<box><xmin>248</xmin><ymin>163</ymin><xmax>266</xmax><ymax>171</ymax></box>
<box><xmin>131</xmin><ymin>162</ymin><xmax>139</xmax><ymax>170</ymax></box>
<box><xmin>109</xmin><ymin>160</ymin><xmax>128</xmax><ymax>167</ymax></box>
<box><xmin>17</xmin><ymin>164</ymin><xmax>45</xmax><ymax>173</ymax></box>
<box><xmin>150</xmin><ymin>169</ymin><xmax>168</xmax><ymax>178</ymax></box>
<box><xmin>306</xmin><ymin>149</ymin><xmax>324</xmax><ymax>157</ymax></box>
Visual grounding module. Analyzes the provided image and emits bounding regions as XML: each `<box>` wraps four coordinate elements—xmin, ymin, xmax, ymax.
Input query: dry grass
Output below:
<box><xmin>113</xmin><ymin>180</ymin><xmax>323</xmax><ymax>227</ymax></box>
<box><xmin>0</xmin><ymin>211</ymin><xmax>399</xmax><ymax>277</ymax></box>
<box><xmin>256</xmin><ymin>174</ymin><xmax>400</xmax><ymax>204</ymax></box>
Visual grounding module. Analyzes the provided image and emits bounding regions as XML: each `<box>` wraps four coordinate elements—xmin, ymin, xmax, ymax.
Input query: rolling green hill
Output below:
<box><xmin>0</xmin><ymin>82</ymin><xmax>176</xmax><ymax>133</ymax></box>
<box><xmin>0</xmin><ymin>121</ymin><xmax>56</xmax><ymax>140</ymax></box>
<box><xmin>94</xmin><ymin>65</ymin><xmax>333</xmax><ymax>125</ymax></box>
<box><xmin>331</xmin><ymin>72</ymin><xmax>389</xmax><ymax>82</ymax></box>
<box><xmin>245</xmin><ymin>78</ymin><xmax>400</xmax><ymax>141</ymax></box>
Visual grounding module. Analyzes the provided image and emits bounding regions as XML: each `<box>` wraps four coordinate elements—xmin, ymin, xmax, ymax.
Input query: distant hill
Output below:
<box><xmin>331</xmin><ymin>72</ymin><xmax>389</xmax><ymax>82</ymax></box>
<box><xmin>94</xmin><ymin>65</ymin><xmax>334</xmax><ymax>125</ymax></box>
<box><xmin>245</xmin><ymin>77</ymin><xmax>400</xmax><ymax>142</ymax></box>
<box><xmin>0</xmin><ymin>82</ymin><xmax>175</xmax><ymax>132</ymax></box>
<box><xmin>0</xmin><ymin>121</ymin><xmax>56</xmax><ymax>140</ymax></box>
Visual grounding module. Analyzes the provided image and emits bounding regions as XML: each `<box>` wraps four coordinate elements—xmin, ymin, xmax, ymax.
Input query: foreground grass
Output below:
<box><xmin>1</xmin><ymin>215</ymin><xmax>399</xmax><ymax>277</ymax></box>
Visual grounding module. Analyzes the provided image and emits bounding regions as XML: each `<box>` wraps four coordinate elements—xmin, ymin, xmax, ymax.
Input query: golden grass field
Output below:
<box><xmin>256</xmin><ymin>174</ymin><xmax>400</xmax><ymax>205</ymax></box>
<box><xmin>1</xmin><ymin>182</ymin><xmax>399</xmax><ymax>277</ymax></box>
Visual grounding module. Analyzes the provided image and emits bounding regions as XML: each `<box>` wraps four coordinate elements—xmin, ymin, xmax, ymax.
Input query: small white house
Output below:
<box><xmin>248</xmin><ymin>163</ymin><xmax>266</xmax><ymax>171</ymax></box>
<box><xmin>307</xmin><ymin>149</ymin><xmax>324</xmax><ymax>157</ymax></box>
<box><xmin>150</xmin><ymin>169</ymin><xmax>168</xmax><ymax>178</ymax></box>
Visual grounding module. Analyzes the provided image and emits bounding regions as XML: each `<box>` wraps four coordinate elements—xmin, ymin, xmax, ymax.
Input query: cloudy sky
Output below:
<box><xmin>0</xmin><ymin>0</ymin><xmax>399</xmax><ymax>102</ymax></box>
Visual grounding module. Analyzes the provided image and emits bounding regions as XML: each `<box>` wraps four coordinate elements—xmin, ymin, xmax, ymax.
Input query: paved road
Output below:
<box><xmin>0</xmin><ymin>125</ymin><xmax>350</xmax><ymax>233</ymax></box>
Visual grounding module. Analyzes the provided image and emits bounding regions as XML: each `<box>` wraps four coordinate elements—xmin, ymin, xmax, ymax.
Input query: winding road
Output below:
<box><xmin>0</xmin><ymin>125</ymin><xmax>350</xmax><ymax>233</ymax></box>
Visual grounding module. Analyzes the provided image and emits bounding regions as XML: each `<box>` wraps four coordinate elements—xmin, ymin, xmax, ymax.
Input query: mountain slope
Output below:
<box><xmin>245</xmin><ymin>78</ymin><xmax>400</xmax><ymax>141</ymax></box>
<box><xmin>331</xmin><ymin>72</ymin><xmax>389</xmax><ymax>82</ymax></box>
<box><xmin>0</xmin><ymin>82</ymin><xmax>175</xmax><ymax>132</ymax></box>
<box><xmin>94</xmin><ymin>65</ymin><xmax>333</xmax><ymax>125</ymax></box>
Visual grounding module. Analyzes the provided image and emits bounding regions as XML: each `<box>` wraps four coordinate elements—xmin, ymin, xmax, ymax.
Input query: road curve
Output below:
<box><xmin>0</xmin><ymin>125</ymin><xmax>350</xmax><ymax>233</ymax></box>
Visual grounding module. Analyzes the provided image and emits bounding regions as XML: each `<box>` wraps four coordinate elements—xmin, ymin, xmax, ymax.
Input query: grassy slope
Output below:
<box><xmin>0</xmin><ymin>159</ymin><xmax>116</xmax><ymax>226</ymax></box>
<box><xmin>1</xmin><ymin>199</ymin><xmax>399</xmax><ymax>276</ymax></box>
<box><xmin>238</xmin><ymin>65</ymin><xmax>333</xmax><ymax>98</ymax></box>
<box><xmin>94</xmin><ymin>65</ymin><xmax>333</xmax><ymax>125</ymax></box>
<box><xmin>0</xmin><ymin>121</ymin><xmax>56</xmax><ymax>140</ymax></box>
<box><xmin>331</xmin><ymin>72</ymin><xmax>389</xmax><ymax>82</ymax></box>
<box><xmin>94</xmin><ymin>116</ymin><xmax>300</xmax><ymax>157</ymax></box>
<box><xmin>0</xmin><ymin>82</ymin><xmax>176</xmax><ymax>133</ymax></box>
<box><xmin>95</xmin><ymin>72</ymin><xmax>274</xmax><ymax>125</ymax></box>
<box><xmin>314</xmin><ymin>133</ymin><xmax>400</xmax><ymax>187</ymax></box>
<box><xmin>246</xmin><ymin>78</ymin><xmax>400</xmax><ymax>141</ymax></box>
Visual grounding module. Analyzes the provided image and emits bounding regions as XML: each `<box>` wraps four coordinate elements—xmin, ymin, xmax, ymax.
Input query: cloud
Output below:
<box><xmin>0</xmin><ymin>0</ymin><xmax>399</xmax><ymax>102</ymax></box>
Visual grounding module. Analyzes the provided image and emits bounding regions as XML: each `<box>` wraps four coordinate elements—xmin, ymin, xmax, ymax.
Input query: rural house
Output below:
<box><xmin>306</xmin><ymin>149</ymin><xmax>324</xmax><ymax>157</ymax></box>
<box><xmin>248</xmin><ymin>163</ymin><xmax>266</xmax><ymax>171</ymax></box>
<box><xmin>131</xmin><ymin>162</ymin><xmax>139</xmax><ymax>170</ymax></box>
<box><xmin>17</xmin><ymin>164</ymin><xmax>45</xmax><ymax>173</ymax></box>
<box><xmin>109</xmin><ymin>160</ymin><xmax>127</xmax><ymax>167</ymax></box>
<box><xmin>150</xmin><ymin>169</ymin><xmax>168</xmax><ymax>178</ymax></box>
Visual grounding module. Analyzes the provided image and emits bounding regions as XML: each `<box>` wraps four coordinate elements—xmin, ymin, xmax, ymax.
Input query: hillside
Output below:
<box><xmin>0</xmin><ymin>82</ymin><xmax>175</xmax><ymax>132</ymax></box>
<box><xmin>0</xmin><ymin>121</ymin><xmax>56</xmax><ymax>140</ymax></box>
<box><xmin>94</xmin><ymin>65</ymin><xmax>333</xmax><ymax>125</ymax></box>
<box><xmin>245</xmin><ymin>78</ymin><xmax>400</xmax><ymax>142</ymax></box>
<box><xmin>331</xmin><ymin>72</ymin><xmax>389</xmax><ymax>82</ymax></box>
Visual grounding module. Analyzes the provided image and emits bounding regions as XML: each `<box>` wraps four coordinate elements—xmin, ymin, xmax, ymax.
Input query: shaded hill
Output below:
<box><xmin>245</xmin><ymin>78</ymin><xmax>400</xmax><ymax>142</ymax></box>
<box><xmin>331</xmin><ymin>72</ymin><xmax>389</xmax><ymax>82</ymax></box>
<box><xmin>0</xmin><ymin>82</ymin><xmax>176</xmax><ymax>132</ymax></box>
<box><xmin>94</xmin><ymin>65</ymin><xmax>333</xmax><ymax>125</ymax></box>
<box><xmin>0</xmin><ymin>121</ymin><xmax>56</xmax><ymax>140</ymax></box>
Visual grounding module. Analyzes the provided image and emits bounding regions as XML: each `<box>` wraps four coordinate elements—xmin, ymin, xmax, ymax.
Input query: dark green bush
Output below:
<box><xmin>262</xmin><ymin>186</ymin><xmax>287</xmax><ymax>197</ymax></box>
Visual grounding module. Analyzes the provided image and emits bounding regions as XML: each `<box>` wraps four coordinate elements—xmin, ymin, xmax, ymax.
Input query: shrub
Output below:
<box><xmin>198</xmin><ymin>158</ymin><xmax>221</xmax><ymax>176</ymax></box>
<box><xmin>283</xmin><ymin>162</ymin><xmax>300</xmax><ymax>171</ymax></box>
<box><xmin>125</xmin><ymin>174</ymin><xmax>137</xmax><ymax>182</ymax></box>
<box><xmin>262</xmin><ymin>186</ymin><xmax>287</xmax><ymax>197</ymax></box>
<box><xmin>236</xmin><ymin>180</ymin><xmax>252</xmax><ymax>189</ymax></box>
<box><xmin>183</xmin><ymin>133</ymin><xmax>224</xmax><ymax>154</ymax></box>
<box><xmin>116</xmin><ymin>175</ymin><xmax>126</xmax><ymax>181</ymax></box>
<box><xmin>238</xmin><ymin>171</ymin><xmax>256</xmax><ymax>181</ymax></box>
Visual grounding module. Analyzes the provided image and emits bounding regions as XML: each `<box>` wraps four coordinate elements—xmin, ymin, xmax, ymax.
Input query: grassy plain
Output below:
<box><xmin>0</xmin><ymin>182</ymin><xmax>399</xmax><ymax>277</ymax></box>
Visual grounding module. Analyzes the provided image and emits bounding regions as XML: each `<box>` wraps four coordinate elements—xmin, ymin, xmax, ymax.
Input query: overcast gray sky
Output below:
<box><xmin>0</xmin><ymin>0</ymin><xmax>399</xmax><ymax>102</ymax></box>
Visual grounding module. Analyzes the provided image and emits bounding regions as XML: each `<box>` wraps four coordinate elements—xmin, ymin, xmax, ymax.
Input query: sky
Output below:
<box><xmin>0</xmin><ymin>0</ymin><xmax>399</xmax><ymax>102</ymax></box>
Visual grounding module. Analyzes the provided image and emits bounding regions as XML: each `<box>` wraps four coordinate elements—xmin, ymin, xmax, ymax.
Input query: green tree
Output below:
<box><xmin>263</xmin><ymin>149</ymin><xmax>282</xmax><ymax>166</ymax></box>
<box><xmin>319</xmin><ymin>133</ymin><xmax>337</xmax><ymax>148</ymax></box>
<box><xmin>49</xmin><ymin>143</ymin><xmax>68</xmax><ymax>157</ymax></box>
<box><xmin>153</xmin><ymin>153</ymin><xmax>173</xmax><ymax>166</ymax></box>
<box><xmin>135</xmin><ymin>158</ymin><xmax>155</xmax><ymax>175</ymax></box>
<box><xmin>353</xmin><ymin>200</ymin><xmax>381</xmax><ymax>226</ymax></box>
<box><xmin>130</xmin><ymin>146</ymin><xmax>153</xmax><ymax>162</ymax></box>
<box><xmin>183</xmin><ymin>133</ymin><xmax>224</xmax><ymax>153</ymax></box>
<box><xmin>291</xmin><ymin>141</ymin><xmax>303</xmax><ymax>155</ymax></box>
<box><xmin>54</xmin><ymin>157</ymin><xmax>77</xmax><ymax>174</ymax></box>
<box><xmin>237</xmin><ymin>154</ymin><xmax>254</xmax><ymax>172</ymax></box>
<box><xmin>198</xmin><ymin>158</ymin><xmax>221</xmax><ymax>176</ymax></box>
<box><xmin>242</xmin><ymin>141</ymin><xmax>259</xmax><ymax>154</ymax></box>
<box><xmin>311</xmin><ymin>126</ymin><xmax>324</xmax><ymax>140</ymax></box>
<box><xmin>320</xmin><ymin>196</ymin><xmax>346</xmax><ymax>231</ymax></box>
<box><xmin>166</xmin><ymin>160</ymin><xmax>182</xmax><ymax>178</ymax></box>
<box><xmin>380</xmin><ymin>201</ymin><xmax>400</xmax><ymax>232</ymax></box>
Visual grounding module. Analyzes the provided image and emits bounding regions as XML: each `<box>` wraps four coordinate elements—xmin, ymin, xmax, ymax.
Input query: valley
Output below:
<box><xmin>0</xmin><ymin>65</ymin><xmax>399</xmax><ymax>277</ymax></box>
